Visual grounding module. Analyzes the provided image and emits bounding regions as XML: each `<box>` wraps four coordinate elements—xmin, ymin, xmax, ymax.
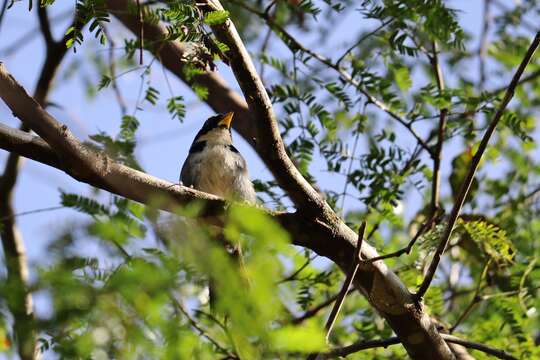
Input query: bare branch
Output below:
<box><xmin>322</xmin><ymin>334</ymin><xmax>517</xmax><ymax>360</ymax></box>
<box><xmin>479</xmin><ymin>0</ymin><xmax>492</xmax><ymax>89</ymax></box>
<box><xmin>449</xmin><ymin>260</ymin><xmax>491</xmax><ymax>333</ymax></box>
<box><xmin>225</xmin><ymin>0</ymin><xmax>433</xmax><ymax>156</ymax></box>
<box><xmin>415</xmin><ymin>31</ymin><xmax>540</xmax><ymax>301</ymax></box>
<box><xmin>199</xmin><ymin>0</ymin><xmax>333</xmax><ymax>219</ymax></box>
<box><xmin>429</xmin><ymin>41</ymin><xmax>447</xmax><ymax>214</ymax></box>
<box><xmin>0</xmin><ymin>17</ymin><xmax>456</xmax><ymax>359</ymax></box>
<box><xmin>442</xmin><ymin>334</ymin><xmax>517</xmax><ymax>360</ymax></box>
<box><xmin>105</xmin><ymin>0</ymin><xmax>257</xmax><ymax>147</ymax></box>
<box><xmin>323</xmin><ymin>222</ymin><xmax>365</xmax><ymax>341</ymax></box>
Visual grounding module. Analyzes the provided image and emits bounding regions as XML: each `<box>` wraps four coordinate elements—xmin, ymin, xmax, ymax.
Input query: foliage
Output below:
<box><xmin>1</xmin><ymin>0</ymin><xmax>540</xmax><ymax>359</ymax></box>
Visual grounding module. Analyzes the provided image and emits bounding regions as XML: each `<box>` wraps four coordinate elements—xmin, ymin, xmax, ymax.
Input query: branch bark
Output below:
<box><xmin>415</xmin><ymin>31</ymin><xmax>540</xmax><ymax>300</ymax></box>
<box><xmin>0</xmin><ymin>6</ymin><xmax>77</xmax><ymax>359</ymax></box>
<box><xmin>105</xmin><ymin>0</ymin><xmax>257</xmax><ymax>147</ymax></box>
<box><xmin>200</xmin><ymin>0</ymin><xmax>333</xmax><ymax>219</ymax></box>
<box><xmin>0</xmin><ymin>18</ymin><xmax>455</xmax><ymax>360</ymax></box>
<box><xmin>322</xmin><ymin>334</ymin><xmax>517</xmax><ymax>360</ymax></box>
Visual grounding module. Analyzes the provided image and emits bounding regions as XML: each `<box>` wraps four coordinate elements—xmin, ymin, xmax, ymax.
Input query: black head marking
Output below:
<box><xmin>193</xmin><ymin>113</ymin><xmax>232</xmax><ymax>141</ymax></box>
<box><xmin>189</xmin><ymin>140</ymin><xmax>207</xmax><ymax>154</ymax></box>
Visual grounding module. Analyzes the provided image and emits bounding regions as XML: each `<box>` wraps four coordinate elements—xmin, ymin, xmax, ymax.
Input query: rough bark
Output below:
<box><xmin>0</xmin><ymin>63</ymin><xmax>454</xmax><ymax>358</ymax></box>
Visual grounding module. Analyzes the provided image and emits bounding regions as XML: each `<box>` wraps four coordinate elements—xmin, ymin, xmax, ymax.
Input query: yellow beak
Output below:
<box><xmin>218</xmin><ymin>112</ymin><xmax>234</xmax><ymax>129</ymax></box>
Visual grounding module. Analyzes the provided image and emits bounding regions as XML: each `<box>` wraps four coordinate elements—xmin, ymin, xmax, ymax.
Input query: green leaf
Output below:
<box><xmin>166</xmin><ymin>96</ymin><xmax>186</xmax><ymax>122</ymax></box>
<box><xmin>193</xmin><ymin>84</ymin><xmax>208</xmax><ymax>100</ymax></box>
<box><xmin>204</xmin><ymin>10</ymin><xmax>229</xmax><ymax>25</ymax></box>
<box><xmin>449</xmin><ymin>149</ymin><xmax>478</xmax><ymax>203</ymax></box>
<box><xmin>119</xmin><ymin>115</ymin><xmax>139</xmax><ymax>142</ymax></box>
<box><xmin>393</xmin><ymin>65</ymin><xmax>412</xmax><ymax>92</ymax></box>
<box><xmin>270</xmin><ymin>319</ymin><xmax>327</xmax><ymax>352</ymax></box>
<box><xmin>97</xmin><ymin>75</ymin><xmax>111</xmax><ymax>90</ymax></box>
<box><xmin>144</xmin><ymin>86</ymin><xmax>160</xmax><ymax>105</ymax></box>
<box><xmin>60</xmin><ymin>192</ymin><xmax>109</xmax><ymax>216</ymax></box>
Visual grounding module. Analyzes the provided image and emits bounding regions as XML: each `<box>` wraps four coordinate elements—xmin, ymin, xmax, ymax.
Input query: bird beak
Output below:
<box><xmin>218</xmin><ymin>112</ymin><xmax>234</xmax><ymax>129</ymax></box>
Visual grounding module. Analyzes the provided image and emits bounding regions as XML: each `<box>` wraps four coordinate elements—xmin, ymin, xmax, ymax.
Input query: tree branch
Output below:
<box><xmin>105</xmin><ymin>0</ymin><xmax>257</xmax><ymax>147</ymax></box>
<box><xmin>442</xmin><ymin>334</ymin><xmax>517</xmax><ymax>360</ymax></box>
<box><xmin>415</xmin><ymin>31</ymin><xmax>540</xmax><ymax>300</ymax></box>
<box><xmin>0</xmin><ymin>7</ymin><xmax>78</xmax><ymax>358</ymax></box>
<box><xmin>0</xmin><ymin>17</ymin><xmax>455</xmax><ymax>360</ymax></box>
<box><xmin>429</xmin><ymin>41</ymin><xmax>447</xmax><ymax>214</ymax></box>
<box><xmin>0</xmin><ymin>122</ymin><xmax>454</xmax><ymax>359</ymax></box>
<box><xmin>322</xmin><ymin>334</ymin><xmax>517</xmax><ymax>360</ymax></box>
<box><xmin>323</xmin><ymin>222</ymin><xmax>365</xmax><ymax>341</ymax></box>
<box><xmin>37</xmin><ymin>4</ymin><xmax>55</xmax><ymax>48</ymax></box>
<box><xmin>198</xmin><ymin>0</ymin><xmax>332</xmax><ymax>219</ymax></box>
<box><xmin>225</xmin><ymin>0</ymin><xmax>433</xmax><ymax>156</ymax></box>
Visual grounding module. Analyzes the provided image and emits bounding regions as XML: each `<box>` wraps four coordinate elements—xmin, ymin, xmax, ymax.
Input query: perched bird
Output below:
<box><xmin>180</xmin><ymin>112</ymin><xmax>256</xmax><ymax>203</ymax></box>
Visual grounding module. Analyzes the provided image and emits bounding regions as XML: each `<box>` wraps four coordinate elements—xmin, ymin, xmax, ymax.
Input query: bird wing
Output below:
<box><xmin>180</xmin><ymin>155</ymin><xmax>201</xmax><ymax>188</ymax></box>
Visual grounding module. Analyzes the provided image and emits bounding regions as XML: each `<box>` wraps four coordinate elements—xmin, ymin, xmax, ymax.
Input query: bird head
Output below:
<box><xmin>192</xmin><ymin>112</ymin><xmax>234</xmax><ymax>145</ymax></box>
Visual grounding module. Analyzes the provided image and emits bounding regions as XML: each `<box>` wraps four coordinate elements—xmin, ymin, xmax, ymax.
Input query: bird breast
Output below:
<box><xmin>181</xmin><ymin>143</ymin><xmax>256</xmax><ymax>203</ymax></box>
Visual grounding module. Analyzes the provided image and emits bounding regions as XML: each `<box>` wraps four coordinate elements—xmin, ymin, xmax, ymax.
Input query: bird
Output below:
<box><xmin>180</xmin><ymin>112</ymin><xmax>256</xmax><ymax>203</ymax></box>
<box><xmin>180</xmin><ymin>112</ymin><xmax>255</xmax><ymax>310</ymax></box>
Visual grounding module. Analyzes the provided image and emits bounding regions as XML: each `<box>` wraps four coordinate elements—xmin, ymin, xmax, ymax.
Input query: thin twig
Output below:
<box><xmin>339</xmin><ymin>122</ymin><xmax>362</xmax><ymax>214</ymax></box>
<box><xmin>415</xmin><ymin>31</ymin><xmax>540</xmax><ymax>301</ymax></box>
<box><xmin>290</xmin><ymin>289</ymin><xmax>354</xmax><ymax>325</ymax></box>
<box><xmin>102</xmin><ymin>25</ymin><xmax>128</xmax><ymax>115</ymax></box>
<box><xmin>479</xmin><ymin>0</ymin><xmax>491</xmax><ymax>89</ymax></box>
<box><xmin>136</xmin><ymin>0</ymin><xmax>144</xmax><ymax>64</ymax></box>
<box><xmin>490</xmin><ymin>68</ymin><xmax>540</xmax><ymax>95</ymax></box>
<box><xmin>225</xmin><ymin>0</ymin><xmax>433</xmax><ymax>156</ymax></box>
<box><xmin>323</xmin><ymin>221</ymin><xmax>366</xmax><ymax>341</ymax></box>
<box><xmin>442</xmin><ymin>334</ymin><xmax>518</xmax><ymax>360</ymax></box>
<box><xmin>278</xmin><ymin>254</ymin><xmax>316</xmax><ymax>283</ymax></box>
<box><xmin>429</xmin><ymin>41</ymin><xmax>447</xmax><ymax>214</ymax></box>
<box><xmin>364</xmin><ymin>212</ymin><xmax>439</xmax><ymax>263</ymax></box>
<box><xmin>0</xmin><ymin>206</ymin><xmax>64</xmax><ymax>222</ymax></box>
<box><xmin>322</xmin><ymin>334</ymin><xmax>517</xmax><ymax>360</ymax></box>
<box><xmin>449</xmin><ymin>259</ymin><xmax>491</xmax><ymax>333</ymax></box>
<box><xmin>335</xmin><ymin>18</ymin><xmax>394</xmax><ymax>66</ymax></box>
<box><xmin>169</xmin><ymin>296</ymin><xmax>239</xmax><ymax>359</ymax></box>
<box><xmin>320</xmin><ymin>337</ymin><xmax>400</xmax><ymax>358</ymax></box>
<box><xmin>0</xmin><ymin>0</ymin><xmax>8</xmax><ymax>34</ymax></box>
<box><xmin>258</xmin><ymin>27</ymin><xmax>272</xmax><ymax>83</ymax></box>
<box><xmin>307</xmin><ymin>222</ymin><xmax>366</xmax><ymax>360</ymax></box>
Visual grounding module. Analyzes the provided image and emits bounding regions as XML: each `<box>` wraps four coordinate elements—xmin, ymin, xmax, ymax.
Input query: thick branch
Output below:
<box><xmin>0</xmin><ymin>157</ymin><xmax>37</xmax><ymax>360</ymax></box>
<box><xmin>0</xmin><ymin>120</ymin><xmax>453</xmax><ymax>359</ymax></box>
<box><xmin>201</xmin><ymin>0</ymin><xmax>334</xmax><ymax>221</ymax></box>
<box><xmin>415</xmin><ymin>31</ymin><xmax>540</xmax><ymax>300</ymax></box>
<box><xmin>0</xmin><ymin>7</ymin><xmax>77</xmax><ymax>358</ymax></box>
<box><xmin>0</xmin><ymin>26</ymin><xmax>454</xmax><ymax>360</ymax></box>
<box><xmin>0</xmin><ymin>121</ymin><xmax>230</xmax><ymax>216</ymax></box>
<box><xmin>323</xmin><ymin>334</ymin><xmax>516</xmax><ymax>360</ymax></box>
<box><xmin>105</xmin><ymin>0</ymin><xmax>257</xmax><ymax>147</ymax></box>
<box><xmin>225</xmin><ymin>0</ymin><xmax>433</xmax><ymax>156</ymax></box>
